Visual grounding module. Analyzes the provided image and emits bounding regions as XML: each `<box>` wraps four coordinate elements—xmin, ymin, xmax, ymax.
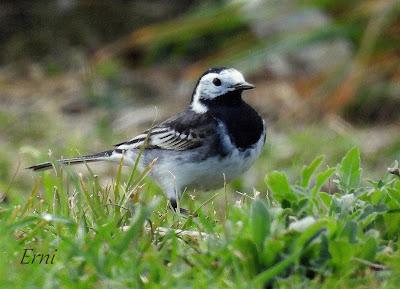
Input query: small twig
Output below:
<box><xmin>145</xmin><ymin>226</ymin><xmax>211</xmax><ymax>239</ymax></box>
<box><xmin>234</xmin><ymin>190</ymin><xmax>254</xmax><ymax>200</ymax></box>
<box><xmin>104</xmin><ymin>203</ymin><xmax>129</xmax><ymax>211</ymax></box>
<box><xmin>123</xmin><ymin>225</ymin><xmax>211</xmax><ymax>239</ymax></box>
<box><xmin>352</xmin><ymin>257</ymin><xmax>388</xmax><ymax>271</ymax></box>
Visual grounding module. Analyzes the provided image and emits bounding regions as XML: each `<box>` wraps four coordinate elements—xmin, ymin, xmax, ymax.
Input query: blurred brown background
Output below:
<box><xmin>0</xmin><ymin>0</ymin><xmax>399</xmax><ymax>192</ymax></box>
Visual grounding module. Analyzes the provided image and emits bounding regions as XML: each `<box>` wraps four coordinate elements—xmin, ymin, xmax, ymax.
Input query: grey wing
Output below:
<box><xmin>115</xmin><ymin>110</ymin><xmax>217</xmax><ymax>151</ymax></box>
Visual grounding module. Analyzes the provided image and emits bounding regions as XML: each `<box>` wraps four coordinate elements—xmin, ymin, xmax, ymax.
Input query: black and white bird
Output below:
<box><xmin>29</xmin><ymin>67</ymin><xmax>266</xmax><ymax>210</ymax></box>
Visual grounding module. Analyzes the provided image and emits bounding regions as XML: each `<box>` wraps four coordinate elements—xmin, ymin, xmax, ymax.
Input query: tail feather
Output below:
<box><xmin>27</xmin><ymin>150</ymin><xmax>114</xmax><ymax>171</ymax></box>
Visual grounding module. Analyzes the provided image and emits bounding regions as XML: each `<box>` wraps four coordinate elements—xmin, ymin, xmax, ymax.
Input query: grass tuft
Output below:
<box><xmin>0</xmin><ymin>147</ymin><xmax>400</xmax><ymax>288</ymax></box>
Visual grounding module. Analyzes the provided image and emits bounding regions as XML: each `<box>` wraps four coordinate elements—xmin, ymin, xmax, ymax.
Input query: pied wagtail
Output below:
<box><xmin>29</xmin><ymin>67</ymin><xmax>266</xmax><ymax>210</ymax></box>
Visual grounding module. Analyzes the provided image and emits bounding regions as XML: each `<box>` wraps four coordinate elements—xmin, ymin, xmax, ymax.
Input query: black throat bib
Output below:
<box><xmin>201</xmin><ymin>91</ymin><xmax>264</xmax><ymax>150</ymax></box>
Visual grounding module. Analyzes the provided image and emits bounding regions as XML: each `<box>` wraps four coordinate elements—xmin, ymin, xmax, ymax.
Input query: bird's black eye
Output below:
<box><xmin>213</xmin><ymin>78</ymin><xmax>222</xmax><ymax>86</ymax></box>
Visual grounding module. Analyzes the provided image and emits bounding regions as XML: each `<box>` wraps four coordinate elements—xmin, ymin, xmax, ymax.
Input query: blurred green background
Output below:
<box><xmin>0</xmin><ymin>0</ymin><xmax>399</xmax><ymax>197</ymax></box>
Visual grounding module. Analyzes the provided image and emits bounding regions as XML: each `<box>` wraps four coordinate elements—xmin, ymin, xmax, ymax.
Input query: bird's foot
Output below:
<box><xmin>169</xmin><ymin>199</ymin><xmax>196</xmax><ymax>216</ymax></box>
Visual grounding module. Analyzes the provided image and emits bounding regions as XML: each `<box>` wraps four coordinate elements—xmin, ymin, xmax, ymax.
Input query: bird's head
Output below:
<box><xmin>190</xmin><ymin>67</ymin><xmax>255</xmax><ymax>113</ymax></box>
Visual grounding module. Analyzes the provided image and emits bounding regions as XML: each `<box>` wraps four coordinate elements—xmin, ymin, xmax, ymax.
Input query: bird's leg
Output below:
<box><xmin>168</xmin><ymin>198</ymin><xmax>191</xmax><ymax>215</ymax></box>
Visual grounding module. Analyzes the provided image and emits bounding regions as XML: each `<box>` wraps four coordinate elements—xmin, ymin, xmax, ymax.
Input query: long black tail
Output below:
<box><xmin>27</xmin><ymin>150</ymin><xmax>114</xmax><ymax>171</ymax></box>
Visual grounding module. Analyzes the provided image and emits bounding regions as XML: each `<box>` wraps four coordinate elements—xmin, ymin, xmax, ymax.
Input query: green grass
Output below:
<box><xmin>1</xmin><ymin>147</ymin><xmax>400</xmax><ymax>288</ymax></box>
<box><xmin>0</xmin><ymin>0</ymin><xmax>398</xmax><ymax>287</ymax></box>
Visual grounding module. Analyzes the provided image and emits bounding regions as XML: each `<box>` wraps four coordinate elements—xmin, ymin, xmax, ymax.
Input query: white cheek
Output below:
<box><xmin>222</xmin><ymin>84</ymin><xmax>234</xmax><ymax>93</ymax></box>
<box><xmin>200</xmin><ymin>83</ymin><xmax>220</xmax><ymax>99</ymax></box>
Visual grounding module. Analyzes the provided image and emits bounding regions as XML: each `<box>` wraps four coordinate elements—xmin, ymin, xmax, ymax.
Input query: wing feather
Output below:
<box><xmin>115</xmin><ymin>110</ymin><xmax>216</xmax><ymax>151</ymax></box>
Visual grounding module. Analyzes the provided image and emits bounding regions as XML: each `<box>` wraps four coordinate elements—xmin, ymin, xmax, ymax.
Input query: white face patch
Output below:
<box><xmin>191</xmin><ymin>68</ymin><xmax>247</xmax><ymax>114</ymax></box>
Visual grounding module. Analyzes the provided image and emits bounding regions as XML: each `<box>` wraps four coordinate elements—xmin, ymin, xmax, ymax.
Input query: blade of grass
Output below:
<box><xmin>19</xmin><ymin>179</ymin><xmax>41</xmax><ymax>218</ymax></box>
<box><xmin>181</xmin><ymin>191</ymin><xmax>224</xmax><ymax>230</ymax></box>
<box><xmin>252</xmin><ymin>221</ymin><xmax>327</xmax><ymax>287</ymax></box>
<box><xmin>125</xmin><ymin>108</ymin><xmax>160</xmax><ymax>193</ymax></box>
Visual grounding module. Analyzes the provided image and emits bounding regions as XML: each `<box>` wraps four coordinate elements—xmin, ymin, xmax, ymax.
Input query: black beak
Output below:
<box><xmin>232</xmin><ymin>81</ymin><xmax>255</xmax><ymax>91</ymax></box>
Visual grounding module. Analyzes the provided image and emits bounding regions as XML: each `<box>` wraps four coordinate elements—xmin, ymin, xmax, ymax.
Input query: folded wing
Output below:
<box><xmin>115</xmin><ymin>110</ymin><xmax>216</xmax><ymax>151</ymax></box>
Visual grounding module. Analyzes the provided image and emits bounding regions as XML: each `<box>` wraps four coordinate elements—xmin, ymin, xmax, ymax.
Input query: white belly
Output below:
<box><xmin>140</xmin><ymin>121</ymin><xmax>266</xmax><ymax>199</ymax></box>
<box><xmin>170</xmin><ymin>130</ymin><xmax>265</xmax><ymax>191</ymax></box>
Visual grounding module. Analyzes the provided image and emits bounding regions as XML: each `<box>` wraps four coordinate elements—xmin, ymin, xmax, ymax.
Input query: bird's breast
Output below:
<box><xmin>188</xmin><ymin>129</ymin><xmax>265</xmax><ymax>190</ymax></box>
<box><xmin>209</xmin><ymin>102</ymin><xmax>265</xmax><ymax>150</ymax></box>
